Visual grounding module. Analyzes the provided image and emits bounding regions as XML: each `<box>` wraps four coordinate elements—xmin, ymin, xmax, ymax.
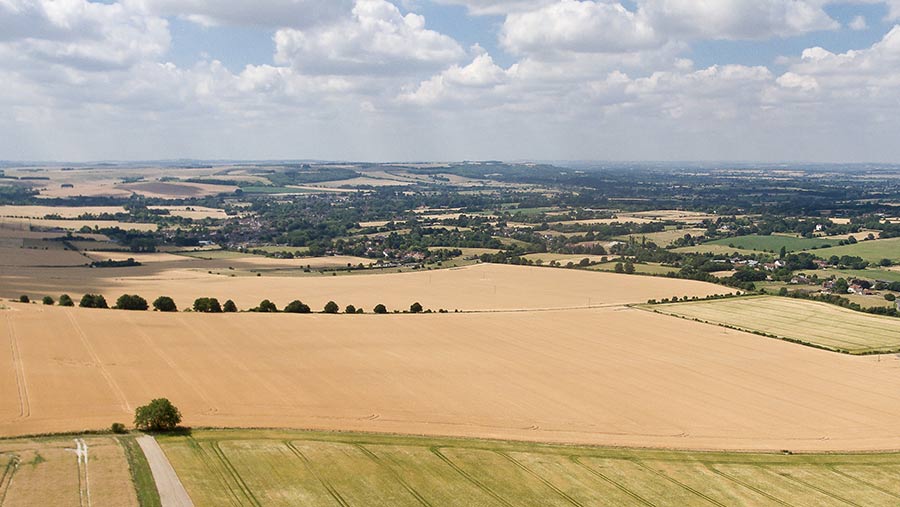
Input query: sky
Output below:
<box><xmin>3</xmin><ymin>0</ymin><xmax>900</xmax><ymax>163</ymax></box>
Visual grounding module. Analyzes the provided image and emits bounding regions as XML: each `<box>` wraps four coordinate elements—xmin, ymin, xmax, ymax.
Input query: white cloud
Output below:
<box><xmin>500</xmin><ymin>1</ymin><xmax>661</xmax><ymax>54</ymax></box>
<box><xmin>639</xmin><ymin>0</ymin><xmax>839</xmax><ymax>40</ymax></box>
<box><xmin>399</xmin><ymin>48</ymin><xmax>510</xmax><ymax>105</ymax></box>
<box><xmin>432</xmin><ymin>0</ymin><xmax>554</xmax><ymax>15</ymax></box>
<box><xmin>130</xmin><ymin>0</ymin><xmax>353</xmax><ymax>28</ymax></box>
<box><xmin>274</xmin><ymin>0</ymin><xmax>465</xmax><ymax>74</ymax></box>
<box><xmin>849</xmin><ymin>15</ymin><xmax>868</xmax><ymax>31</ymax></box>
<box><xmin>0</xmin><ymin>0</ymin><xmax>169</xmax><ymax>70</ymax></box>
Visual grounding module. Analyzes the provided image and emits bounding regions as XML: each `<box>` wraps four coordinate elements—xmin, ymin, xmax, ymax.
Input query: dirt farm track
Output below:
<box><xmin>4</xmin><ymin>302</ymin><xmax>900</xmax><ymax>452</ymax></box>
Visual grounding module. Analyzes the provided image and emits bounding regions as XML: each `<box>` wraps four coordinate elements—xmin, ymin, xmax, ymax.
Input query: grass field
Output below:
<box><xmin>161</xmin><ymin>429</ymin><xmax>900</xmax><ymax>507</ymax></box>
<box><xmin>616</xmin><ymin>228</ymin><xmax>707</xmax><ymax>246</ymax></box>
<box><xmin>6</xmin><ymin>303</ymin><xmax>900</xmax><ymax>451</ymax></box>
<box><xmin>590</xmin><ymin>261</ymin><xmax>678</xmax><ymax>275</ymax></box>
<box><xmin>809</xmin><ymin>237</ymin><xmax>900</xmax><ymax>264</ymax></box>
<box><xmin>706</xmin><ymin>234</ymin><xmax>837</xmax><ymax>253</ymax></box>
<box><xmin>808</xmin><ymin>267</ymin><xmax>900</xmax><ymax>283</ymax></box>
<box><xmin>646</xmin><ymin>295</ymin><xmax>900</xmax><ymax>354</ymax></box>
<box><xmin>0</xmin><ymin>436</ymin><xmax>141</xmax><ymax>506</ymax></box>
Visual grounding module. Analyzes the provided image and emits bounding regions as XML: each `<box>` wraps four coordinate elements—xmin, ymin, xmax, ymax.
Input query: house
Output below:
<box><xmin>815</xmin><ymin>224</ymin><xmax>827</xmax><ymax>232</ymax></box>
<box><xmin>813</xmin><ymin>259</ymin><xmax>830</xmax><ymax>269</ymax></box>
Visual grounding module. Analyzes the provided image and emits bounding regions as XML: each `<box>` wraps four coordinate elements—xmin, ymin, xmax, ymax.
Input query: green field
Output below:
<box><xmin>809</xmin><ymin>237</ymin><xmax>900</xmax><ymax>264</ymax></box>
<box><xmin>645</xmin><ymin>295</ymin><xmax>900</xmax><ymax>354</ymax></box>
<box><xmin>705</xmin><ymin>234</ymin><xmax>837</xmax><ymax>253</ymax></box>
<box><xmin>616</xmin><ymin>228</ymin><xmax>707</xmax><ymax>246</ymax></box>
<box><xmin>590</xmin><ymin>261</ymin><xmax>678</xmax><ymax>276</ymax></box>
<box><xmin>808</xmin><ymin>267</ymin><xmax>900</xmax><ymax>283</ymax></box>
<box><xmin>158</xmin><ymin>429</ymin><xmax>900</xmax><ymax>507</ymax></box>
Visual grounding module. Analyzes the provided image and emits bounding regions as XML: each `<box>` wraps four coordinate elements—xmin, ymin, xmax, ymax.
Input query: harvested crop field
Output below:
<box><xmin>163</xmin><ymin>429</ymin><xmax>900</xmax><ymax>507</ymax></box>
<box><xmin>0</xmin><ymin>205</ymin><xmax>127</xmax><ymax>218</ymax></box>
<box><xmin>0</xmin><ymin>263</ymin><xmax>728</xmax><ymax>312</ymax></box>
<box><xmin>645</xmin><ymin>295</ymin><xmax>900</xmax><ymax>354</ymax></box>
<box><xmin>117</xmin><ymin>181</ymin><xmax>237</xmax><ymax>198</ymax></box>
<box><xmin>0</xmin><ymin>246</ymin><xmax>89</xmax><ymax>267</ymax></box>
<box><xmin>0</xmin><ymin>217</ymin><xmax>158</xmax><ymax>232</ymax></box>
<box><xmin>4</xmin><ymin>303</ymin><xmax>900</xmax><ymax>451</ymax></box>
<box><xmin>0</xmin><ymin>436</ymin><xmax>139</xmax><ymax>506</ymax></box>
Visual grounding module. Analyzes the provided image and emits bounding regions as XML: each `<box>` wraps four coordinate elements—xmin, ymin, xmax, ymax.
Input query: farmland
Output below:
<box><xmin>705</xmin><ymin>234</ymin><xmax>837</xmax><ymax>253</ymax></box>
<box><xmin>0</xmin><ymin>435</ymin><xmax>141</xmax><ymax>506</ymax></box>
<box><xmin>4</xmin><ymin>303</ymin><xmax>900</xmax><ymax>451</ymax></box>
<box><xmin>1</xmin><ymin>262</ymin><xmax>728</xmax><ymax>313</ymax></box>
<box><xmin>645</xmin><ymin>295</ymin><xmax>900</xmax><ymax>354</ymax></box>
<box><xmin>808</xmin><ymin>236</ymin><xmax>900</xmax><ymax>264</ymax></box>
<box><xmin>159</xmin><ymin>429</ymin><xmax>900</xmax><ymax>507</ymax></box>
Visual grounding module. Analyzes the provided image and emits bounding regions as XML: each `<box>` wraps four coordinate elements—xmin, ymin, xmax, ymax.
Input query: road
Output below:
<box><xmin>136</xmin><ymin>435</ymin><xmax>194</xmax><ymax>507</ymax></box>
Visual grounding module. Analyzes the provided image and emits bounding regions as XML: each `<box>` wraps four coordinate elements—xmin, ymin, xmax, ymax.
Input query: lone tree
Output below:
<box><xmin>324</xmin><ymin>301</ymin><xmax>339</xmax><ymax>314</ymax></box>
<box><xmin>614</xmin><ymin>262</ymin><xmax>625</xmax><ymax>273</ymax></box>
<box><xmin>115</xmin><ymin>294</ymin><xmax>149</xmax><ymax>311</ymax></box>
<box><xmin>133</xmin><ymin>398</ymin><xmax>182</xmax><ymax>432</ymax></box>
<box><xmin>80</xmin><ymin>294</ymin><xmax>109</xmax><ymax>309</ymax></box>
<box><xmin>373</xmin><ymin>304</ymin><xmax>388</xmax><ymax>314</ymax></box>
<box><xmin>624</xmin><ymin>261</ymin><xmax>635</xmax><ymax>274</ymax></box>
<box><xmin>284</xmin><ymin>300</ymin><xmax>311</xmax><ymax>313</ymax></box>
<box><xmin>193</xmin><ymin>297</ymin><xmax>222</xmax><ymax>313</ymax></box>
<box><xmin>42</xmin><ymin>296</ymin><xmax>55</xmax><ymax>305</ymax></box>
<box><xmin>18</xmin><ymin>295</ymin><xmax>29</xmax><ymax>303</ymax></box>
<box><xmin>345</xmin><ymin>304</ymin><xmax>357</xmax><ymax>314</ymax></box>
<box><xmin>410</xmin><ymin>302</ymin><xmax>423</xmax><ymax>313</ymax></box>
<box><xmin>59</xmin><ymin>294</ymin><xmax>74</xmax><ymax>307</ymax></box>
<box><xmin>222</xmin><ymin>300</ymin><xmax>238</xmax><ymax>313</ymax></box>
<box><xmin>152</xmin><ymin>296</ymin><xmax>177</xmax><ymax>312</ymax></box>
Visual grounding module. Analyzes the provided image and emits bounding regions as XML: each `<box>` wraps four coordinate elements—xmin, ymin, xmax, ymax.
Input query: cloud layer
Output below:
<box><xmin>2</xmin><ymin>0</ymin><xmax>900</xmax><ymax>162</ymax></box>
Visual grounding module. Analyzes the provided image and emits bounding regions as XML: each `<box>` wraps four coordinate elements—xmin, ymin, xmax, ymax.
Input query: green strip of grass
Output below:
<box><xmin>120</xmin><ymin>436</ymin><xmax>162</xmax><ymax>507</ymax></box>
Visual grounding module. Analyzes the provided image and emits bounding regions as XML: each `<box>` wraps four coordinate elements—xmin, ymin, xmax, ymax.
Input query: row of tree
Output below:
<box><xmin>22</xmin><ymin>293</ymin><xmax>428</xmax><ymax>315</ymax></box>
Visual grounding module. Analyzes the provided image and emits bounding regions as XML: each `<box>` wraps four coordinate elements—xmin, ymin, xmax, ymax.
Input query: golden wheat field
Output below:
<box><xmin>3</xmin><ymin>302</ymin><xmax>900</xmax><ymax>451</ymax></box>
<box><xmin>1</xmin><ymin>263</ymin><xmax>729</xmax><ymax>312</ymax></box>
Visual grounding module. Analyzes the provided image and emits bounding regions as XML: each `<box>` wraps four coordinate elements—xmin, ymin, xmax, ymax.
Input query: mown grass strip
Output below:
<box><xmin>119</xmin><ymin>437</ymin><xmax>162</xmax><ymax>507</ymax></box>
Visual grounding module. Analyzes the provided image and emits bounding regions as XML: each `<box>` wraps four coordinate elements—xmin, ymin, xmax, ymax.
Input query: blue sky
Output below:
<box><xmin>3</xmin><ymin>0</ymin><xmax>900</xmax><ymax>162</ymax></box>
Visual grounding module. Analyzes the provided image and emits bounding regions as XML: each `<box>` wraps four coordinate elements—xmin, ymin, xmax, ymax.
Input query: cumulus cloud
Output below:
<box><xmin>500</xmin><ymin>1</ymin><xmax>661</xmax><ymax>54</ymax></box>
<box><xmin>274</xmin><ymin>0</ymin><xmax>465</xmax><ymax>74</ymax></box>
<box><xmin>433</xmin><ymin>0</ymin><xmax>555</xmax><ymax>15</ymax></box>
<box><xmin>0</xmin><ymin>0</ymin><xmax>169</xmax><ymax>70</ymax></box>
<box><xmin>130</xmin><ymin>0</ymin><xmax>353</xmax><ymax>28</ymax></box>
<box><xmin>639</xmin><ymin>0</ymin><xmax>839</xmax><ymax>40</ymax></box>
<box><xmin>399</xmin><ymin>48</ymin><xmax>510</xmax><ymax>105</ymax></box>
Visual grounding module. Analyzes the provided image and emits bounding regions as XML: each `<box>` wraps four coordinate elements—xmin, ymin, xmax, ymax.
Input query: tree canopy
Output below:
<box><xmin>133</xmin><ymin>398</ymin><xmax>182</xmax><ymax>431</ymax></box>
<box><xmin>152</xmin><ymin>296</ymin><xmax>177</xmax><ymax>312</ymax></box>
<box><xmin>115</xmin><ymin>294</ymin><xmax>149</xmax><ymax>311</ymax></box>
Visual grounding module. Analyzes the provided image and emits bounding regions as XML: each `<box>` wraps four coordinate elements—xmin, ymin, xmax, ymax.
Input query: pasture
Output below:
<box><xmin>4</xmin><ymin>304</ymin><xmax>900</xmax><ymax>451</ymax></box>
<box><xmin>615</xmin><ymin>227</ymin><xmax>707</xmax><ymax>246</ymax></box>
<box><xmin>161</xmin><ymin>429</ymin><xmax>900</xmax><ymax>507</ymax></box>
<box><xmin>705</xmin><ymin>234</ymin><xmax>837</xmax><ymax>253</ymax></box>
<box><xmin>671</xmin><ymin>243</ymin><xmax>761</xmax><ymax>256</ymax></box>
<box><xmin>0</xmin><ymin>436</ymin><xmax>140</xmax><ymax>506</ymax></box>
<box><xmin>645</xmin><ymin>295</ymin><xmax>900</xmax><ymax>354</ymax></box>
<box><xmin>811</xmin><ymin>237</ymin><xmax>900</xmax><ymax>264</ymax></box>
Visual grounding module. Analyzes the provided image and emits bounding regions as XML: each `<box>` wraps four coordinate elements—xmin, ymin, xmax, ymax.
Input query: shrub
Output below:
<box><xmin>886</xmin><ymin>293</ymin><xmax>897</xmax><ymax>302</ymax></box>
<box><xmin>193</xmin><ymin>297</ymin><xmax>222</xmax><ymax>313</ymax></box>
<box><xmin>133</xmin><ymin>398</ymin><xmax>182</xmax><ymax>432</ymax></box>
<box><xmin>284</xmin><ymin>300</ymin><xmax>311</xmax><ymax>313</ymax></box>
<box><xmin>345</xmin><ymin>305</ymin><xmax>356</xmax><ymax>314</ymax></box>
<box><xmin>18</xmin><ymin>295</ymin><xmax>29</xmax><ymax>303</ymax></box>
<box><xmin>881</xmin><ymin>258</ymin><xmax>894</xmax><ymax>267</ymax></box>
<box><xmin>80</xmin><ymin>294</ymin><xmax>109</xmax><ymax>309</ymax></box>
<box><xmin>42</xmin><ymin>296</ymin><xmax>54</xmax><ymax>305</ymax></box>
<box><xmin>624</xmin><ymin>261</ymin><xmax>635</xmax><ymax>274</ymax></box>
<box><xmin>614</xmin><ymin>262</ymin><xmax>624</xmax><ymax>273</ymax></box>
<box><xmin>223</xmin><ymin>300</ymin><xmax>237</xmax><ymax>312</ymax></box>
<box><xmin>256</xmin><ymin>299</ymin><xmax>278</xmax><ymax>313</ymax></box>
<box><xmin>324</xmin><ymin>301</ymin><xmax>339</xmax><ymax>314</ymax></box>
<box><xmin>115</xmin><ymin>294</ymin><xmax>149</xmax><ymax>311</ymax></box>
<box><xmin>152</xmin><ymin>296</ymin><xmax>177</xmax><ymax>312</ymax></box>
<box><xmin>59</xmin><ymin>294</ymin><xmax>74</xmax><ymax>307</ymax></box>
<box><xmin>410</xmin><ymin>302</ymin><xmax>423</xmax><ymax>313</ymax></box>
<box><xmin>111</xmin><ymin>422</ymin><xmax>127</xmax><ymax>434</ymax></box>
<box><xmin>373</xmin><ymin>304</ymin><xmax>388</xmax><ymax>314</ymax></box>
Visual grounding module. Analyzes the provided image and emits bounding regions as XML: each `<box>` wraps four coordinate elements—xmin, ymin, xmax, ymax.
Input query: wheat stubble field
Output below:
<box><xmin>4</xmin><ymin>297</ymin><xmax>900</xmax><ymax>452</ymax></box>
